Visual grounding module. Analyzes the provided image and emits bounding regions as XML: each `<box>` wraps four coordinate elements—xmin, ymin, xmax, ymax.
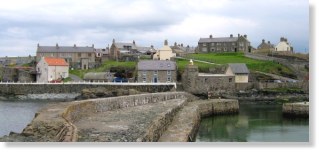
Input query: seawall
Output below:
<box><xmin>282</xmin><ymin>102</ymin><xmax>309</xmax><ymax>117</ymax></box>
<box><xmin>0</xmin><ymin>92</ymin><xmax>239</xmax><ymax>142</ymax></box>
<box><xmin>0</xmin><ymin>83</ymin><xmax>176</xmax><ymax>96</ymax></box>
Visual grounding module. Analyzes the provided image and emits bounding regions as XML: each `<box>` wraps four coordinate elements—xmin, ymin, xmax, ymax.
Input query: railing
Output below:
<box><xmin>0</xmin><ymin>81</ymin><xmax>177</xmax><ymax>88</ymax></box>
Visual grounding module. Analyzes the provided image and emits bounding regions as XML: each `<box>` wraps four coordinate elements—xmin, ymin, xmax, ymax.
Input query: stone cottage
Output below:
<box><xmin>256</xmin><ymin>39</ymin><xmax>275</xmax><ymax>52</ymax></box>
<box><xmin>137</xmin><ymin>60</ymin><xmax>176</xmax><ymax>83</ymax></box>
<box><xmin>36</xmin><ymin>57</ymin><xmax>69</xmax><ymax>83</ymax></box>
<box><xmin>225</xmin><ymin>63</ymin><xmax>250</xmax><ymax>83</ymax></box>
<box><xmin>109</xmin><ymin>39</ymin><xmax>139</xmax><ymax>61</ymax></box>
<box><xmin>198</xmin><ymin>34</ymin><xmax>251</xmax><ymax>53</ymax></box>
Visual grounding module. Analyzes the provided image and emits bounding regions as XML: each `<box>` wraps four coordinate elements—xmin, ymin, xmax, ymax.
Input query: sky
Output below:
<box><xmin>0</xmin><ymin>0</ymin><xmax>309</xmax><ymax>56</ymax></box>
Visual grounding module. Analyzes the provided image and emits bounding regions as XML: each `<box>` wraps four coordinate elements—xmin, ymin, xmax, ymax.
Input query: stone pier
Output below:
<box><xmin>282</xmin><ymin>102</ymin><xmax>309</xmax><ymax>117</ymax></box>
<box><xmin>0</xmin><ymin>92</ymin><xmax>239</xmax><ymax>142</ymax></box>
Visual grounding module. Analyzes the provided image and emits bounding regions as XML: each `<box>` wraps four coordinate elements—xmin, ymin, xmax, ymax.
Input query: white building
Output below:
<box><xmin>226</xmin><ymin>63</ymin><xmax>250</xmax><ymax>83</ymax></box>
<box><xmin>275</xmin><ymin>37</ymin><xmax>293</xmax><ymax>52</ymax></box>
<box><xmin>36</xmin><ymin>57</ymin><xmax>69</xmax><ymax>83</ymax></box>
<box><xmin>153</xmin><ymin>40</ymin><xmax>176</xmax><ymax>60</ymax></box>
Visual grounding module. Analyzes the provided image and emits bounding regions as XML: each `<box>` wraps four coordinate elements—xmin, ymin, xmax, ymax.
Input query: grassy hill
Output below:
<box><xmin>184</xmin><ymin>52</ymin><xmax>296</xmax><ymax>78</ymax></box>
<box><xmin>70</xmin><ymin>52</ymin><xmax>296</xmax><ymax>80</ymax></box>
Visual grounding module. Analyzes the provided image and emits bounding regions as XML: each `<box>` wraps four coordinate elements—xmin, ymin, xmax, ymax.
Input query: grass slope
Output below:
<box><xmin>185</xmin><ymin>53</ymin><xmax>295</xmax><ymax>78</ymax></box>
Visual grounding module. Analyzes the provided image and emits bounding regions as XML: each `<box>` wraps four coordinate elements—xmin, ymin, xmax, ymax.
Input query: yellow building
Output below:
<box><xmin>153</xmin><ymin>40</ymin><xmax>176</xmax><ymax>60</ymax></box>
<box><xmin>226</xmin><ymin>63</ymin><xmax>250</xmax><ymax>83</ymax></box>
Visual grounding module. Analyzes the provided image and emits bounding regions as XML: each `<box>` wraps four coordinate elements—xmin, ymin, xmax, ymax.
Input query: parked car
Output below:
<box><xmin>112</xmin><ymin>77</ymin><xmax>128</xmax><ymax>83</ymax></box>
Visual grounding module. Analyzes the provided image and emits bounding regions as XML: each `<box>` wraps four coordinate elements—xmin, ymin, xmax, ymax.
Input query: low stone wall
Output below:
<box><xmin>0</xmin><ymin>83</ymin><xmax>176</xmax><ymax>96</ymax></box>
<box><xmin>282</xmin><ymin>102</ymin><xmax>309</xmax><ymax>117</ymax></box>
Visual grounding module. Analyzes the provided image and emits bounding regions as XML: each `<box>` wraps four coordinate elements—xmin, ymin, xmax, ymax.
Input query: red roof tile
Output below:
<box><xmin>44</xmin><ymin>57</ymin><xmax>68</xmax><ymax>66</ymax></box>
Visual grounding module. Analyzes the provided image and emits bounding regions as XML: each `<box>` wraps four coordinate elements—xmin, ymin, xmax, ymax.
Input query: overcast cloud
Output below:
<box><xmin>0</xmin><ymin>0</ymin><xmax>309</xmax><ymax>56</ymax></box>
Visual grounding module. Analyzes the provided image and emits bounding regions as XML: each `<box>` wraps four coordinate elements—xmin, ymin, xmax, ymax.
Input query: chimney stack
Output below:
<box><xmin>209</xmin><ymin>34</ymin><xmax>213</xmax><ymax>38</ymax></box>
<box><xmin>164</xmin><ymin>39</ymin><xmax>168</xmax><ymax>46</ymax></box>
<box><xmin>238</xmin><ymin>34</ymin><xmax>240</xmax><ymax>37</ymax></box>
<box><xmin>92</xmin><ymin>44</ymin><xmax>94</xmax><ymax>48</ymax></box>
<box><xmin>133</xmin><ymin>40</ymin><xmax>135</xmax><ymax>45</ymax></box>
<box><xmin>181</xmin><ymin>43</ymin><xmax>183</xmax><ymax>47</ymax></box>
<box><xmin>56</xmin><ymin>43</ymin><xmax>59</xmax><ymax>48</ymax></box>
<box><xmin>268</xmin><ymin>41</ymin><xmax>270</xmax><ymax>44</ymax></box>
<box><xmin>262</xmin><ymin>39</ymin><xmax>265</xmax><ymax>43</ymax></box>
<box><xmin>280</xmin><ymin>37</ymin><xmax>285</xmax><ymax>42</ymax></box>
<box><xmin>230</xmin><ymin>34</ymin><xmax>233</xmax><ymax>38</ymax></box>
<box><xmin>74</xmin><ymin>44</ymin><xmax>76</xmax><ymax>47</ymax></box>
<box><xmin>112</xmin><ymin>38</ymin><xmax>115</xmax><ymax>43</ymax></box>
<box><xmin>244</xmin><ymin>34</ymin><xmax>247</xmax><ymax>38</ymax></box>
<box><xmin>37</xmin><ymin>43</ymin><xmax>39</xmax><ymax>47</ymax></box>
<box><xmin>174</xmin><ymin>42</ymin><xmax>177</xmax><ymax>46</ymax></box>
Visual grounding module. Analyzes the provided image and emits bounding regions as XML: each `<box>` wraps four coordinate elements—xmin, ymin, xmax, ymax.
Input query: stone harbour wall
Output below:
<box><xmin>1</xmin><ymin>92</ymin><xmax>239</xmax><ymax>142</ymax></box>
<box><xmin>20</xmin><ymin>92</ymin><xmax>192</xmax><ymax>142</ymax></box>
<box><xmin>282</xmin><ymin>102</ymin><xmax>309</xmax><ymax>117</ymax></box>
<box><xmin>0</xmin><ymin>83</ymin><xmax>176</xmax><ymax>96</ymax></box>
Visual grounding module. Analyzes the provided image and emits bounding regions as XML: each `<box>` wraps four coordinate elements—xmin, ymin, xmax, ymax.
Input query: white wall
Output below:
<box><xmin>235</xmin><ymin>75</ymin><xmax>249</xmax><ymax>83</ymax></box>
<box><xmin>275</xmin><ymin>42</ymin><xmax>292</xmax><ymax>51</ymax></box>
<box><xmin>36</xmin><ymin>58</ymin><xmax>69</xmax><ymax>83</ymax></box>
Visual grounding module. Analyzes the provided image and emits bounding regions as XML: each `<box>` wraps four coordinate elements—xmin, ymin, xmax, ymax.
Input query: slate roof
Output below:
<box><xmin>138</xmin><ymin>60</ymin><xmax>176</xmax><ymax>71</ymax></box>
<box><xmin>37</xmin><ymin>46</ymin><xmax>95</xmax><ymax>53</ymax></box>
<box><xmin>199</xmin><ymin>37</ymin><xmax>239</xmax><ymax>43</ymax></box>
<box><xmin>44</xmin><ymin>57</ymin><xmax>69</xmax><ymax>66</ymax></box>
<box><xmin>228</xmin><ymin>63</ymin><xmax>250</xmax><ymax>74</ymax></box>
<box><xmin>114</xmin><ymin>43</ymin><xmax>138</xmax><ymax>50</ymax></box>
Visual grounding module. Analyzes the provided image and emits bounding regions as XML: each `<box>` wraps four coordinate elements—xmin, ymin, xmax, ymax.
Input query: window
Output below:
<box><xmin>232</xmin><ymin>42</ymin><xmax>236</xmax><ymax>46</ymax></box>
<box><xmin>229</xmin><ymin>78</ymin><xmax>232</xmax><ymax>82</ymax></box>
<box><xmin>88</xmin><ymin>53</ymin><xmax>92</xmax><ymax>57</ymax></box>
<box><xmin>78</xmin><ymin>53</ymin><xmax>81</xmax><ymax>57</ymax></box>
<box><xmin>154</xmin><ymin>70</ymin><xmax>158</xmax><ymax>75</ymax></box>
<box><xmin>142</xmin><ymin>77</ymin><xmax>146</xmax><ymax>82</ymax></box>
<box><xmin>167</xmin><ymin>70</ymin><xmax>171</xmax><ymax>75</ymax></box>
<box><xmin>202</xmin><ymin>43</ymin><xmax>207</xmax><ymax>47</ymax></box>
<box><xmin>142</xmin><ymin>71</ymin><xmax>146</xmax><ymax>76</ymax></box>
<box><xmin>211</xmin><ymin>43</ymin><xmax>215</xmax><ymax>46</ymax></box>
<box><xmin>167</xmin><ymin>77</ymin><xmax>171</xmax><ymax>82</ymax></box>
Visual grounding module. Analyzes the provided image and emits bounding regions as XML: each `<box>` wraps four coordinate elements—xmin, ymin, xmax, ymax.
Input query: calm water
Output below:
<box><xmin>196</xmin><ymin>103</ymin><xmax>309</xmax><ymax>142</ymax></box>
<box><xmin>0</xmin><ymin>100</ymin><xmax>61</xmax><ymax>137</ymax></box>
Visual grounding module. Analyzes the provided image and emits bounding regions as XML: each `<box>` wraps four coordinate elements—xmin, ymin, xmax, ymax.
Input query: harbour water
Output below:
<box><xmin>196</xmin><ymin>103</ymin><xmax>309</xmax><ymax>142</ymax></box>
<box><xmin>0</xmin><ymin>100</ymin><xmax>61</xmax><ymax>137</ymax></box>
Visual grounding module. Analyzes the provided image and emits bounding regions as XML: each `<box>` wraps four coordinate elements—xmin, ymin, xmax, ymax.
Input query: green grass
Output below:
<box><xmin>185</xmin><ymin>52</ymin><xmax>296</xmax><ymax>78</ymax></box>
<box><xmin>176</xmin><ymin>59</ymin><xmax>217</xmax><ymax>73</ymax></box>
<box><xmin>70</xmin><ymin>61</ymin><xmax>137</xmax><ymax>78</ymax></box>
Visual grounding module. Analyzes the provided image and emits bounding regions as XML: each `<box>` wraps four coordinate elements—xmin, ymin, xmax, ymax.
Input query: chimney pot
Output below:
<box><xmin>209</xmin><ymin>35</ymin><xmax>213</xmax><ymax>38</ymax></box>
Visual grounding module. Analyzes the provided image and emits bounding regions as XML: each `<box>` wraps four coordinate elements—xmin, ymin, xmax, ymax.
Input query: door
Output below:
<box><xmin>153</xmin><ymin>77</ymin><xmax>158</xmax><ymax>83</ymax></box>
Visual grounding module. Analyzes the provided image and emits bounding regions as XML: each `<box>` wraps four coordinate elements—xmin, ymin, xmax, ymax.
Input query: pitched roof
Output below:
<box><xmin>138</xmin><ymin>60</ymin><xmax>176</xmax><ymax>71</ymax></box>
<box><xmin>44</xmin><ymin>57</ymin><xmax>69</xmax><ymax>66</ymax></box>
<box><xmin>37</xmin><ymin>45</ymin><xmax>95</xmax><ymax>53</ymax></box>
<box><xmin>228</xmin><ymin>63</ymin><xmax>250</xmax><ymax>74</ymax></box>
<box><xmin>114</xmin><ymin>43</ymin><xmax>138</xmax><ymax>50</ymax></box>
<box><xmin>199</xmin><ymin>37</ymin><xmax>239</xmax><ymax>43</ymax></box>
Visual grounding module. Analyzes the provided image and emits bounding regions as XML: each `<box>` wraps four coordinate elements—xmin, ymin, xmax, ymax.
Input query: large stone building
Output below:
<box><xmin>36</xmin><ymin>43</ymin><xmax>96</xmax><ymax>69</ymax></box>
<box><xmin>153</xmin><ymin>40</ymin><xmax>176</xmax><ymax>60</ymax></box>
<box><xmin>137</xmin><ymin>60</ymin><xmax>176</xmax><ymax>83</ymax></box>
<box><xmin>36</xmin><ymin>57</ymin><xmax>69</xmax><ymax>83</ymax></box>
<box><xmin>275</xmin><ymin>37</ymin><xmax>293</xmax><ymax>52</ymax></box>
<box><xmin>182</xmin><ymin>63</ymin><xmax>236</xmax><ymax>96</ymax></box>
<box><xmin>198</xmin><ymin>34</ymin><xmax>251</xmax><ymax>53</ymax></box>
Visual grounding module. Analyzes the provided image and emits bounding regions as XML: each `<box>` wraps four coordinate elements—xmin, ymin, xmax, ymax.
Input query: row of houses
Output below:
<box><xmin>34</xmin><ymin>34</ymin><xmax>293</xmax><ymax>70</ymax></box>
